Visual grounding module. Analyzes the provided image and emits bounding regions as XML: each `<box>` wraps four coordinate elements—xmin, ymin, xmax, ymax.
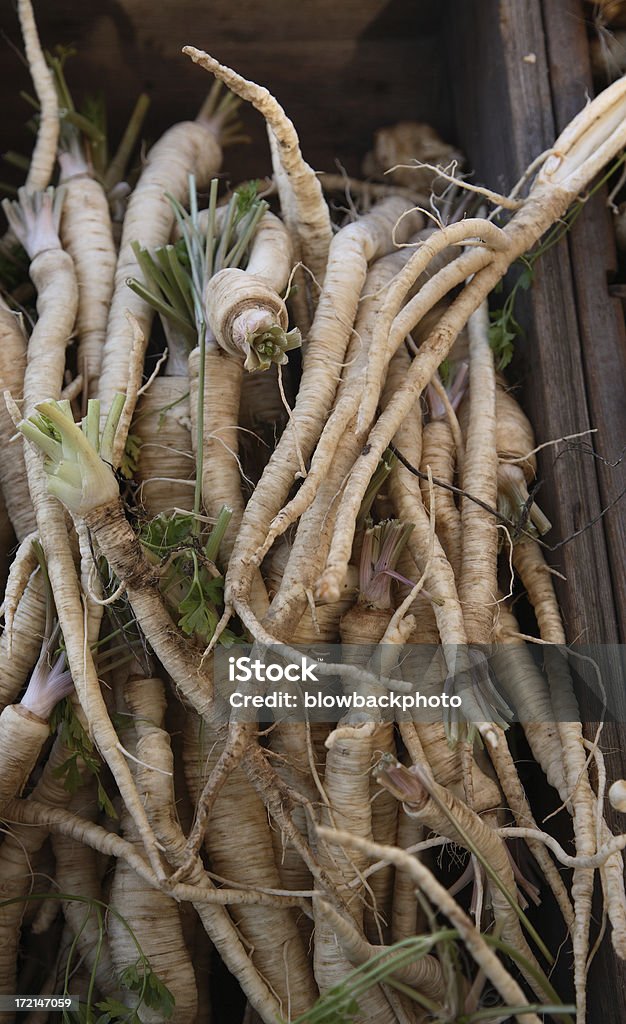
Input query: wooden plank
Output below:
<box><xmin>541</xmin><ymin>0</ymin><xmax>626</xmax><ymax>641</ymax></box>
<box><xmin>539</xmin><ymin>3</ymin><xmax>626</xmax><ymax>1015</ymax></box>
<box><xmin>448</xmin><ymin>0</ymin><xmax>620</xmax><ymax>646</ymax></box>
<box><xmin>449</xmin><ymin>0</ymin><xmax>626</xmax><ymax>1010</ymax></box>
<box><xmin>0</xmin><ymin>3</ymin><xmax>451</xmax><ymax>185</ymax></box>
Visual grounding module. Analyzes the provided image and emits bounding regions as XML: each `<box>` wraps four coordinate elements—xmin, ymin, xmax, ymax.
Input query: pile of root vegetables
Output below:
<box><xmin>2</xmin><ymin>3</ymin><xmax>626</xmax><ymax>1023</ymax></box>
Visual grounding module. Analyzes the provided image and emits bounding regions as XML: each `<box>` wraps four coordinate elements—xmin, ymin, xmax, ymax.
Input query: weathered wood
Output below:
<box><xmin>450</xmin><ymin>0</ymin><xmax>626</xmax><ymax>1010</ymax></box>
<box><xmin>539</xmin><ymin>4</ymin><xmax>626</xmax><ymax>1016</ymax></box>
<box><xmin>0</xmin><ymin>1</ymin><xmax>451</xmax><ymax>184</ymax></box>
<box><xmin>541</xmin><ymin>0</ymin><xmax>626</xmax><ymax>642</ymax></box>
<box><xmin>449</xmin><ymin>0</ymin><xmax>620</xmax><ymax>646</ymax></box>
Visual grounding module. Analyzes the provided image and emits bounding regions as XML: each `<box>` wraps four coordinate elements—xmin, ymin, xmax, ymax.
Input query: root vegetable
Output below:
<box><xmin>0</xmin><ymin>704</ymin><xmax>50</xmax><ymax>811</ymax></box>
<box><xmin>261</xmin><ymin>245</ymin><xmax>417</xmax><ymax>640</ymax></box>
<box><xmin>314</xmin><ymin>723</ymin><xmax>397</xmax><ymax>1023</ymax></box>
<box><xmin>364</xmin><ymin>723</ymin><xmax>398</xmax><ymax>944</ymax></box>
<box><xmin>483</xmin><ymin>729</ymin><xmax>575</xmax><ymax>931</ymax></box>
<box><xmin>183</xmin><ymin>715</ymin><xmax>319</xmax><ymax>1020</ymax></box>
<box><xmin>188</xmin><ymin>344</ymin><xmax>244</xmax><ymax>549</ymax></box>
<box><xmin>514</xmin><ymin>537</ymin><xmax>596</xmax><ymax>1021</ymax></box>
<box><xmin>316</xmin><ymin>826</ymin><xmax>543</xmax><ymax>1024</ymax></box>
<box><xmin>17</xmin><ymin>394</ymin><xmax>222</xmax><ymax>731</ymax></box>
<box><xmin>356</xmin><ymin>219</ymin><xmax>508</xmax><ymax>439</ymax></box>
<box><xmin>315</xmin><ymin>897</ymin><xmax>447</xmax><ymax>1003</ymax></box>
<box><xmin>461</xmin><ymin>374</ymin><xmax>551</xmax><ymax>536</ymax></box>
<box><xmin>97</xmin><ymin>99</ymin><xmax>224</xmax><ymax>440</ymax></box>
<box><xmin>2</xmin><ymin>531</ymin><xmax>38</xmax><ymax>652</ymax></box>
<box><xmin>264</xmin><ymin>544</ymin><xmax>356</xmax><ymax>907</ymax></box>
<box><xmin>383</xmin><ymin>347</ymin><xmax>503</xmax><ymax>745</ymax></box>
<box><xmin>51</xmin><ymin>780</ymin><xmax>120</xmax><ymax>997</ymax></box>
<box><xmin>391</xmin><ymin>808</ymin><xmax>423</xmax><ymax>944</ymax></box>
<box><xmin>58</xmin><ymin>151</ymin><xmax>117</xmax><ymax>395</ymax></box>
<box><xmin>134</xmin><ymin>376</ymin><xmax>194</xmax><ymax>516</ymax></box>
<box><xmin>419</xmin><ymin>414</ymin><xmax>462</xmax><ymax>580</ymax></box>
<box><xmin>204</xmin><ymin>270</ymin><xmax>297</xmax><ymax>374</ymax></box>
<box><xmin>378</xmin><ymin>764</ymin><xmax>544</xmax><ymax>993</ymax></box>
<box><xmin>17</xmin><ymin>0</ymin><xmax>58</xmax><ymax>192</ymax></box>
<box><xmin>0</xmin><ymin>305</ymin><xmax>34</xmax><ymax>540</ymax></box>
<box><xmin>331</xmin><ymin>521</ymin><xmax>411</xmax><ymax>947</ymax></box>
<box><xmin>0</xmin><ymin>736</ymin><xmax>79</xmax><ymax>1006</ymax></box>
<box><xmin>317</xmin><ymin>79</ymin><xmax>626</xmax><ymax>602</ymax></box>
<box><xmin>183</xmin><ymin>48</ymin><xmax>332</xmax><ymax>285</ymax></box>
<box><xmin>8</xmin><ymin>195</ymin><xmax>167</xmax><ymax>880</ymax></box>
<box><xmin>1</xmin><ymin>44</ymin><xmax>624</xmax><ymax>1023</ymax></box>
<box><xmin>363</xmin><ymin>122</ymin><xmax>463</xmax><ymax>195</ymax></box>
<box><xmin>226</xmin><ymin>197</ymin><xmax>422</xmax><ymax>635</ymax></box>
<box><xmin>126</xmin><ymin>677</ymin><xmax>286</xmax><ymax>1024</ymax></box>
<box><xmin>457</xmin><ymin>301</ymin><xmax>498</xmax><ymax>644</ymax></box>
<box><xmin>0</xmin><ymin>566</ymin><xmax>46</xmax><ymax>712</ymax></box>
<box><xmin>109</xmin><ymin>739</ymin><xmax>198</xmax><ymax>1024</ymax></box>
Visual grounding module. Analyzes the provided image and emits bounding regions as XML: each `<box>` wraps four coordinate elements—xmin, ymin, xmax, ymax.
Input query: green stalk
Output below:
<box><xmin>214</xmin><ymin>193</ymin><xmax>237</xmax><ymax>272</ymax></box>
<box><xmin>57</xmin><ymin>398</ymin><xmax>73</xmax><ymax>421</ymax></box>
<box><xmin>55</xmin><ymin>460</ymin><xmax>83</xmax><ymax>489</ymax></box>
<box><xmin>3</xmin><ymin>151</ymin><xmax>31</xmax><ymax>171</ymax></box>
<box><xmin>462</xmin><ymin>1009</ymin><xmax>574</xmax><ymax>1024</ymax></box>
<box><xmin>154</xmin><ymin>246</ymin><xmax>193</xmax><ymax>320</ymax></box>
<box><xmin>193</xmin><ymin>324</ymin><xmax>206</xmax><ymax>529</ymax></box>
<box><xmin>18</xmin><ymin>91</ymin><xmax>39</xmax><ymax>111</ymax></box>
<box><xmin>164</xmin><ymin>245</ymin><xmax>196</xmax><ymax>323</ymax></box>
<box><xmin>63</xmin><ymin>109</ymin><xmax>105</xmax><ymax>145</ymax></box>
<box><xmin>87</xmin><ymin>904</ymin><xmax>104</xmax><ymax>1013</ymax></box>
<box><xmin>0</xmin><ymin>892</ymin><xmax>173</xmax><ymax>1021</ymax></box>
<box><xmin>205</xmin><ymin>505</ymin><xmax>233</xmax><ymax>562</ymax></box>
<box><xmin>357</xmin><ymin>450</ymin><xmax>396</xmax><ymax>529</ymax></box>
<box><xmin>482</xmin><ymin>935</ymin><xmax>573</xmax><ymax>1024</ymax></box>
<box><xmin>63</xmin><ymin>909</ymin><xmax>89</xmax><ymax>1015</ymax></box>
<box><xmin>132</xmin><ymin>241</ymin><xmax>180</xmax><ymax>310</ymax></box>
<box><xmin>205</xmin><ymin>179</ymin><xmax>219</xmax><ymax>280</ymax></box>
<box><xmin>149</xmin><ymin>246</ymin><xmax>188</xmax><ymax>312</ymax></box>
<box><xmin>226</xmin><ymin>200</ymin><xmax>267</xmax><ymax>269</ymax></box>
<box><xmin>104</xmin><ymin>92</ymin><xmax>150</xmax><ymax>191</ymax></box>
<box><xmin>126</xmin><ymin>278</ymin><xmax>195</xmax><ymax>339</ymax></box>
<box><xmin>84</xmin><ymin>398</ymin><xmax>100</xmax><ymax>451</ymax></box>
<box><xmin>19</xmin><ymin>420</ymin><xmax>62</xmax><ymax>461</ymax></box>
<box><xmin>47</xmin><ymin>55</ymin><xmax>75</xmax><ymax>115</ymax></box>
<box><xmin>197</xmin><ymin>78</ymin><xmax>222</xmax><ymax>122</ymax></box>
<box><xmin>290</xmin><ymin>933</ymin><xmax>455</xmax><ymax>1024</ymax></box>
<box><xmin>32</xmin><ymin>538</ymin><xmax>55</xmax><ymax>639</ymax></box>
<box><xmin>382</xmin><ymin>976</ymin><xmax>440</xmax><ymax>1013</ymax></box>
<box><xmin>100</xmin><ymin>393</ymin><xmax>126</xmax><ymax>465</ymax></box>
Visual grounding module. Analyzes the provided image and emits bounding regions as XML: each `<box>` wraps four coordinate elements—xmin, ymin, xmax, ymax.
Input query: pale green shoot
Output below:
<box><xmin>17</xmin><ymin>398</ymin><xmax>124</xmax><ymax>518</ymax></box>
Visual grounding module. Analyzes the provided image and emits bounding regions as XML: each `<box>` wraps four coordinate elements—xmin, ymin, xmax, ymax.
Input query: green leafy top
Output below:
<box><xmin>139</xmin><ymin>508</ymin><xmax>242</xmax><ymax>648</ymax></box>
<box><xmin>235</xmin><ymin>178</ymin><xmax>261</xmax><ymax>218</ymax></box>
<box><xmin>128</xmin><ymin>178</ymin><xmax>269</xmax><ymax>355</ymax></box>
<box><xmin>50</xmin><ymin>699</ymin><xmax>117</xmax><ymax>820</ymax></box>
<box><xmin>356</xmin><ymin>449</ymin><xmax>397</xmax><ymax>529</ymax></box>
<box><xmin>96</xmin><ymin>962</ymin><xmax>175</xmax><ymax>1022</ymax></box>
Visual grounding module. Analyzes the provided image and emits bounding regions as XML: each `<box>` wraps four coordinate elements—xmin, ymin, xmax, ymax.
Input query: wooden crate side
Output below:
<box><xmin>0</xmin><ymin>1</ymin><xmax>451</xmax><ymax>185</ymax></box>
<box><xmin>541</xmin><ymin>0</ymin><xmax>626</xmax><ymax>641</ymax></box>
<box><xmin>539</xmin><ymin>4</ymin><xmax>626</xmax><ymax>1014</ymax></box>
<box><xmin>448</xmin><ymin>0</ymin><xmax>620</xmax><ymax>645</ymax></box>
<box><xmin>449</xmin><ymin>1</ymin><xmax>626</xmax><ymax>1010</ymax></box>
